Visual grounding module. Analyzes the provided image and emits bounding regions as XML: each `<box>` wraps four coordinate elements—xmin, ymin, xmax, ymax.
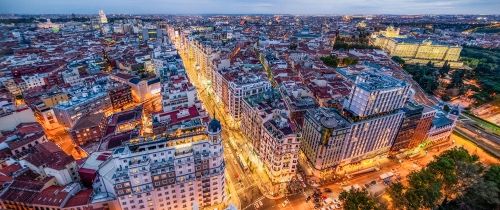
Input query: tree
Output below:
<box><xmin>426</xmin><ymin>61</ymin><xmax>434</xmax><ymax>67</ymax></box>
<box><xmin>449</xmin><ymin>69</ymin><xmax>465</xmax><ymax>89</ymax></box>
<box><xmin>320</xmin><ymin>55</ymin><xmax>338</xmax><ymax>68</ymax></box>
<box><xmin>392</xmin><ymin>56</ymin><xmax>405</xmax><ymax>65</ymax></box>
<box><xmin>388</xmin><ymin>182</ymin><xmax>408</xmax><ymax>208</ymax></box>
<box><xmin>339</xmin><ymin>189</ymin><xmax>383</xmax><ymax>210</ymax></box>
<box><xmin>439</xmin><ymin>61</ymin><xmax>450</xmax><ymax>76</ymax></box>
<box><xmin>406</xmin><ymin>169</ymin><xmax>442</xmax><ymax>209</ymax></box>
<box><xmin>427</xmin><ymin>148</ymin><xmax>482</xmax><ymax>196</ymax></box>
<box><xmin>439</xmin><ymin>165</ymin><xmax>500</xmax><ymax>210</ymax></box>
<box><xmin>342</xmin><ymin>57</ymin><xmax>359</xmax><ymax>66</ymax></box>
<box><xmin>443</xmin><ymin>104</ymin><xmax>451</xmax><ymax>113</ymax></box>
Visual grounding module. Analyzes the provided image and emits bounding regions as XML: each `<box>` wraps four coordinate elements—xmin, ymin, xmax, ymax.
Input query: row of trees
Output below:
<box><xmin>395</xmin><ymin>46</ymin><xmax>500</xmax><ymax>105</ymax></box>
<box><xmin>398</xmin><ymin>60</ymin><xmax>442</xmax><ymax>95</ymax></box>
<box><xmin>320</xmin><ymin>55</ymin><xmax>359</xmax><ymax>68</ymax></box>
<box><xmin>387</xmin><ymin>147</ymin><xmax>489</xmax><ymax>209</ymax></box>
<box><xmin>460</xmin><ymin>47</ymin><xmax>500</xmax><ymax>104</ymax></box>
<box><xmin>338</xmin><ymin>148</ymin><xmax>499</xmax><ymax>210</ymax></box>
<box><xmin>394</xmin><ymin>57</ymin><xmax>470</xmax><ymax>101</ymax></box>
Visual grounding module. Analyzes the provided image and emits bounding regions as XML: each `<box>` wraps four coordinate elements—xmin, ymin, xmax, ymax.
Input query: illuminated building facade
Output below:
<box><xmin>302</xmin><ymin>72</ymin><xmax>410</xmax><ymax>176</ymax></box>
<box><xmin>98</xmin><ymin>10</ymin><xmax>108</xmax><ymax>24</ymax></box>
<box><xmin>96</xmin><ymin>119</ymin><xmax>225</xmax><ymax>210</ymax></box>
<box><xmin>70</xmin><ymin>112</ymin><xmax>107</xmax><ymax>146</ymax></box>
<box><xmin>371</xmin><ymin>27</ymin><xmax>463</xmax><ymax>68</ymax></box>
<box><xmin>241</xmin><ymin>90</ymin><xmax>299</xmax><ymax>182</ymax></box>
<box><xmin>301</xmin><ymin>108</ymin><xmax>351</xmax><ymax>177</ymax></box>
<box><xmin>391</xmin><ymin>102</ymin><xmax>424</xmax><ymax>152</ymax></box>
<box><xmin>53</xmin><ymin>89</ymin><xmax>112</xmax><ymax>128</ymax></box>
<box><xmin>215</xmin><ymin>68</ymin><xmax>271</xmax><ymax>121</ymax></box>
<box><xmin>161</xmin><ymin>70</ymin><xmax>198</xmax><ymax>112</ymax></box>
<box><xmin>108</xmin><ymin>84</ymin><xmax>133</xmax><ymax>110</ymax></box>
<box><xmin>409</xmin><ymin>107</ymin><xmax>436</xmax><ymax>148</ymax></box>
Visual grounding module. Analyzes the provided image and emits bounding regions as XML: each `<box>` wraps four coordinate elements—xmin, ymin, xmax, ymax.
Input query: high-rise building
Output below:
<box><xmin>341</xmin><ymin>72</ymin><xmax>410</xmax><ymax>162</ymax></box>
<box><xmin>342</xmin><ymin>72</ymin><xmax>411</xmax><ymax>118</ymax></box>
<box><xmin>391</xmin><ymin>103</ymin><xmax>437</xmax><ymax>152</ymax></box>
<box><xmin>409</xmin><ymin>106</ymin><xmax>436</xmax><ymax>148</ymax></box>
<box><xmin>95</xmin><ymin>119</ymin><xmax>225</xmax><ymax>210</ymax></box>
<box><xmin>98</xmin><ymin>10</ymin><xmax>108</xmax><ymax>24</ymax></box>
<box><xmin>302</xmin><ymin>72</ymin><xmax>411</xmax><ymax>176</ymax></box>
<box><xmin>161</xmin><ymin>70</ymin><xmax>198</xmax><ymax>112</ymax></box>
<box><xmin>53</xmin><ymin>88</ymin><xmax>112</xmax><ymax>128</ymax></box>
<box><xmin>301</xmin><ymin>108</ymin><xmax>351</xmax><ymax>177</ymax></box>
<box><xmin>391</xmin><ymin>102</ymin><xmax>424</xmax><ymax>152</ymax></box>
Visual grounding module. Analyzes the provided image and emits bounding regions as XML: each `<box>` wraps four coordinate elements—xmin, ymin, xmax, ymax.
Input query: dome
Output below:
<box><xmin>208</xmin><ymin>118</ymin><xmax>221</xmax><ymax>133</ymax></box>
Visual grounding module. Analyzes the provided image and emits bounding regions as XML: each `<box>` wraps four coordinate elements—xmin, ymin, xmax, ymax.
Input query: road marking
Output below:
<box><xmin>242</xmin><ymin>196</ymin><xmax>265</xmax><ymax>210</ymax></box>
<box><xmin>236</xmin><ymin>183</ymin><xmax>256</xmax><ymax>194</ymax></box>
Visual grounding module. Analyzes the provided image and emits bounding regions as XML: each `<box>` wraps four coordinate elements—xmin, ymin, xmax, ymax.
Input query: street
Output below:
<box><xmin>174</xmin><ymin>39</ymin><xmax>499</xmax><ymax>210</ymax></box>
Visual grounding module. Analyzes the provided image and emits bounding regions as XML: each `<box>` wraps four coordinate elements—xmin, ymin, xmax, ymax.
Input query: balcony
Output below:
<box><xmin>129</xmin><ymin>158</ymin><xmax>151</xmax><ymax>168</ymax></box>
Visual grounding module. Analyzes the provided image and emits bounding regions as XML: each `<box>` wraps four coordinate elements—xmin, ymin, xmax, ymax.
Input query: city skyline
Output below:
<box><xmin>0</xmin><ymin>4</ymin><xmax>498</xmax><ymax>210</ymax></box>
<box><xmin>1</xmin><ymin>0</ymin><xmax>500</xmax><ymax>15</ymax></box>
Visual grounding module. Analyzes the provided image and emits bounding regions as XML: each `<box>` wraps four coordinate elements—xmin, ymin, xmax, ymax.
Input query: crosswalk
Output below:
<box><xmin>242</xmin><ymin>195</ymin><xmax>265</xmax><ymax>210</ymax></box>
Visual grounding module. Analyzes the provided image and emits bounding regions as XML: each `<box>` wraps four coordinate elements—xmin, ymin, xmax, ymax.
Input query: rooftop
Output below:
<box><xmin>307</xmin><ymin>108</ymin><xmax>350</xmax><ymax>129</ymax></box>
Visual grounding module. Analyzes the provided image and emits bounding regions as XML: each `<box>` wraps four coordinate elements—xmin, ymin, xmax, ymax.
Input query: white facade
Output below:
<box><xmin>227</xmin><ymin>79</ymin><xmax>271</xmax><ymax>120</ymax></box>
<box><xmin>260</xmin><ymin>117</ymin><xmax>299</xmax><ymax>182</ymax></box>
<box><xmin>97</xmin><ymin>123</ymin><xmax>225</xmax><ymax>210</ymax></box>
<box><xmin>0</xmin><ymin>106</ymin><xmax>36</xmax><ymax>131</ymax></box>
<box><xmin>343</xmin><ymin>73</ymin><xmax>411</xmax><ymax>118</ymax></box>
<box><xmin>21</xmin><ymin>74</ymin><xmax>46</xmax><ymax>89</ymax></box>
<box><xmin>161</xmin><ymin>74</ymin><xmax>198</xmax><ymax>112</ymax></box>
<box><xmin>301</xmin><ymin>108</ymin><xmax>351</xmax><ymax>176</ymax></box>
<box><xmin>344</xmin><ymin>111</ymin><xmax>404</xmax><ymax>163</ymax></box>
<box><xmin>62</xmin><ymin>68</ymin><xmax>82</xmax><ymax>87</ymax></box>
<box><xmin>99</xmin><ymin>10</ymin><xmax>108</xmax><ymax>24</ymax></box>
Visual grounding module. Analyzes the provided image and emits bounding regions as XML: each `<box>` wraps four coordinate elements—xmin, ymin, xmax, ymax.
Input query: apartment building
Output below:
<box><xmin>302</xmin><ymin>71</ymin><xmax>411</xmax><ymax>176</ymax></box>
<box><xmin>70</xmin><ymin>112</ymin><xmax>107</xmax><ymax>146</ymax></box>
<box><xmin>96</xmin><ymin>119</ymin><xmax>225</xmax><ymax>210</ymax></box>
<box><xmin>391</xmin><ymin>102</ymin><xmax>425</xmax><ymax>152</ymax></box>
<box><xmin>241</xmin><ymin>90</ymin><xmax>299</xmax><ymax>182</ymax></box>
<box><xmin>108</xmin><ymin>84</ymin><xmax>134</xmax><ymax>110</ymax></box>
<box><xmin>342</xmin><ymin>72</ymin><xmax>411</xmax><ymax>118</ymax></box>
<box><xmin>53</xmin><ymin>86</ymin><xmax>112</xmax><ymax>128</ymax></box>
<box><xmin>161</xmin><ymin>69</ymin><xmax>198</xmax><ymax>112</ymax></box>
<box><xmin>215</xmin><ymin>68</ymin><xmax>271</xmax><ymax>120</ymax></box>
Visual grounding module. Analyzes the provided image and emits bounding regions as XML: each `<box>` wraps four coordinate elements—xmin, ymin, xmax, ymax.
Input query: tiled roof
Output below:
<box><xmin>23</xmin><ymin>142</ymin><xmax>75</xmax><ymax>170</ymax></box>
<box><xmin>64</xmin><ymin>188</ymin><xmax>92</xmax><ymax>208</ymax></box>
<box><xmin>31</xmin><ymin>185</ymin><xmax>69</xmax><ymax>207</ymax></box>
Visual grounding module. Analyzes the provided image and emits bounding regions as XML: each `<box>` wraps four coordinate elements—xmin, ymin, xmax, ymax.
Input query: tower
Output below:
<box><xmin>98</xmin><ymin>10</ymin><xmax>108</xmax><ymax>24</ymax></box>
<box><xmin>207</xmin><ymin>118</ymin><xmax>222</xmax><ymax>144</ymax></box>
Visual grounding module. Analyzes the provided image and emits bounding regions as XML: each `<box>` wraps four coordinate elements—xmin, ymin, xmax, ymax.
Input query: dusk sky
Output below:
<box><xmin>1</xmin><ymin>0</ymin><xmax>499</xmax><ymax>15</ymax></box>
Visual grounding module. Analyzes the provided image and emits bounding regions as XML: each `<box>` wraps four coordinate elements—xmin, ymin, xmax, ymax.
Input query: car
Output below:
<box><xmin>324</xmin><ymin>188</ymin><xmax>332</xmax><ymax>193</ymax></box>
<box><xmin>297</xmin><ymin>174</ymin><xmax>304</xmax><ymax>181</ymax></box>
<box><xmin>370</xmin><ymin>180</ymin><xmax>377</xmax><ymax>185</ymax></box>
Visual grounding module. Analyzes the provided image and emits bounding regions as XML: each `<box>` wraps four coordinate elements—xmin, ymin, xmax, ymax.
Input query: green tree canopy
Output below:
<box><xmin>392</xmin><ymin>56</ymin><xmax>405</xmax><ymax>65</ymax></box>
<box><xmin>339</xmin><ymin>189</ymin><xmax>383</xmax><ymax>210</ymax></box>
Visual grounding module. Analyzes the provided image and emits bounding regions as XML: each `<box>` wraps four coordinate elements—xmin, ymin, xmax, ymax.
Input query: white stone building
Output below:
<box><xmin>96</xmin><ymin>119</ymin><xmax>225</xmax><ymax>210</ymax></box>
